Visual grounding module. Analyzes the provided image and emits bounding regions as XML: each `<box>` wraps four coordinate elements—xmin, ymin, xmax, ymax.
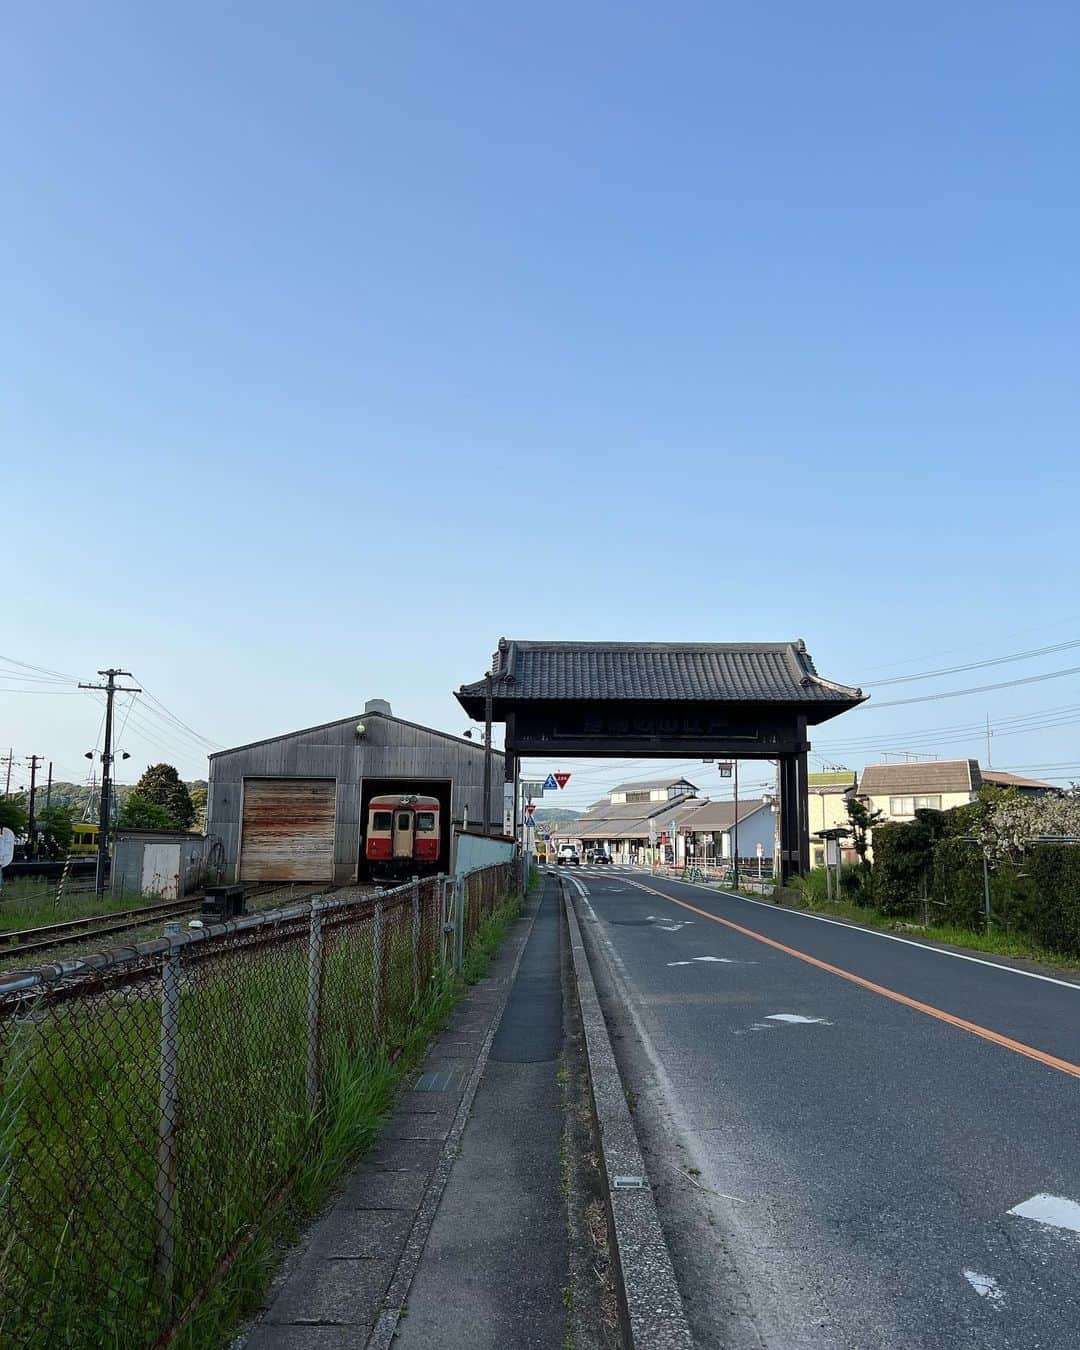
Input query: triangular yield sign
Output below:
<box><xmin>553</xmin><ymin>773</ymin><xmax>571</xmax><ymax>789</ymax></box>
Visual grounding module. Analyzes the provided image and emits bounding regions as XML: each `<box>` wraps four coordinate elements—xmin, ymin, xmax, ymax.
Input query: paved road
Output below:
<box><xmin>567</xmin><ymin>865</ymin><xmax>1080</xmax><ymax>1350</ymax></box>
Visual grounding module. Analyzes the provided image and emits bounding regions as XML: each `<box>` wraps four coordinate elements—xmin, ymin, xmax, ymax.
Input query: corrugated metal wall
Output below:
<box><xmin>207</xmin><ymin>711</ymin><xmax>505</xmax><ymax>883</ymax></box>
<box><xmin>453</xmin><ymin>830</ymin><xmax>515</xmax><ymax>876</ymax></box>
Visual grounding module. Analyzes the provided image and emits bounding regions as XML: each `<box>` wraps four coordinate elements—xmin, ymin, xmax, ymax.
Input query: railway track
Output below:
<box><xmin>0</xmin><ymin>884</ymin><xmax>338</xmax><ymax>965</ymax></box>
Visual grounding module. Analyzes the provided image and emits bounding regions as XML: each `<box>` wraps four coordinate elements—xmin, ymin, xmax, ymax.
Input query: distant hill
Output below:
<box><xmin>17</xmin><ymin>780</ymin><xmax>208</xmax><ymax>819</ymax></box>
<box><xmin>532</xmin><ymin>807</ymin><xmax>581</xmax><ymax>823</ymax></box>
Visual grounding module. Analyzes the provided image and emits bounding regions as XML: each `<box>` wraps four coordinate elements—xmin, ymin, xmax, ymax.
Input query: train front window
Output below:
<box><xmin>397</xmin><ymin>813</ymin><xmax>411</xmax><ymax>831</ymax></box>
<box><xmin>372</xmin><ymin>811</ymin><xmax>393</xmax><ymax>831</ymax></box>
<box><xmin>416</xmin><ymin>812</ymin><xmax>436</xmax><ymax>832</ymax></box>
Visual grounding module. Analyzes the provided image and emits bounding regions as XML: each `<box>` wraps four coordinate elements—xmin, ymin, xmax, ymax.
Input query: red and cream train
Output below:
<box><xmin>364</xmin><ymin>793</ymin><xmax>442</xmax><ymax>882</ymax></box>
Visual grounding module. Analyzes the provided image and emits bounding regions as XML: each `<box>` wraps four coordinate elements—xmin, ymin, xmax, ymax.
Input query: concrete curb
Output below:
<box><xmin>561</xmin><ymin>878</ymin><xmax>694</xmax><ymax>1350</ymax></box>
<box><xmin>364</xmin><ymin>886</ymin><xmax>544</xmax><ymax>1350</ymax></box>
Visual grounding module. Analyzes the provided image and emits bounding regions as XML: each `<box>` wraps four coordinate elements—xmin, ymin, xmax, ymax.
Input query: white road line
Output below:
<box><xmin>962</xmin><ymin>1271</ymin><xmax>1005</xmax><ymax>1307</ymax></box>
<box><xmin>764</xmin><ymin>1013</ymin><xmax>831</xmax><ymax>1025</ymax></box>
<box><xmin>666</xmin><ymin>956</ymin><xmax>745</xmax><ymax>967</ymax></box>
<box><xmin>1007</xmin><ymin>1193</ymin><xmax>1080</xmax><ymax>1234</ymax></box>
<box><xmin>629</xmin><ymin>876</ymin><xmax>1080</xmax><ymax>992</ymax></box>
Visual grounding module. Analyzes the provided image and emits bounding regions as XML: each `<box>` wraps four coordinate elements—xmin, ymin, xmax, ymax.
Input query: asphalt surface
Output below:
<box><xmin>568</xmin><ymin>865</ymin><xmax>1080</xmax><ymax>1350</ymax></box>
<box><xmin>394</xmin><ymin>879</ymin><xmax>566</xmax><ymax>1350</ymax></box>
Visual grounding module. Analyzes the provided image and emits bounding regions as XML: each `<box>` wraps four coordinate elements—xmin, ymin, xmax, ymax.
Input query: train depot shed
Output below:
<box><xmin>207</xmin><ymin>700</ymin><xmax>506</xmax><ymax>884</ymax></box>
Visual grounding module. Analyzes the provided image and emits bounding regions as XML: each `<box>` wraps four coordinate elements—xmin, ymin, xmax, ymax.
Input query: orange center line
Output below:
<box><xmin>622</xmin><ymin>878</ymin><xmax>1080</xmax><ymax>1082</ymax></box>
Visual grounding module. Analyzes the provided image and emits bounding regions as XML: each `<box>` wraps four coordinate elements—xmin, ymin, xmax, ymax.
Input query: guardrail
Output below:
<box><xmin>0</xmin><ymin>861</ymin><xmax>515</xmax><ymax>1349</ymax></box>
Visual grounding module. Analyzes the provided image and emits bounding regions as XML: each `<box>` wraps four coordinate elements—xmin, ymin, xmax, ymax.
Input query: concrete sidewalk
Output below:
<box><xmin>393</xmin><ymin>876</ymin><xmax>566</xmax><ymax>1349</ymax></box>
<box><xmin>244</xmin><ymin>886</ymin><xmax>542</xmax><ymax>1349</ymax></box>
<box><xmin>243</xmin><ymin>876</ymin><xmax>567</xmax><ymax>1350</ymax></box>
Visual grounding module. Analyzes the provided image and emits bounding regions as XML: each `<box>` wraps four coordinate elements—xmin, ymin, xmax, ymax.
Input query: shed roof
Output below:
<box><xmin>458</xmin><ymin>639</ymin><xmax>864</xmax><ymax>716</ymax></box>
<box><xmin>858</xmin><ymin>760</ymin><xmax>980</xmax><ymax>796</ymax></box>
<box><xmin>979</xmin><ymin>770</ymin><xmax>1056</xmax><ymax>792</ymax></box>
<box><xmin>677</xmin><ymin>800</ymin><xmax>769</xmax><ymax>832</ymax></box>
<box><xmin>209</xmin><ymin>709</ymin><xmax>502</xmax><ymax>762</ymax></box>
<box><xmin>610</xmin><ymin>776</ymin><xmax>699</xmax><ymax>794</ymax></box>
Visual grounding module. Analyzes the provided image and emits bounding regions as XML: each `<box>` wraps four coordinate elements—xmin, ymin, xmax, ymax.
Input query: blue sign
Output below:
<box><xmin>543</xmin><ymin>773</ymin><xmax>558</xmax><ymax>790</ymax></box>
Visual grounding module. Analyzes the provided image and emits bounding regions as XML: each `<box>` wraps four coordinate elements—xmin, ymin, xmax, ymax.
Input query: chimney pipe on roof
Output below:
<box><xmin>364</xmin><ymin>699</ymin><xmax>392</xmax><ymax>716</ymax></box>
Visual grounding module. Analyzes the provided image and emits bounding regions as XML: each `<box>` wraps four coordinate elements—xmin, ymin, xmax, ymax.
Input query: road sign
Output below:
<box><xmin>543</xmin><ymin>774</ymin><xmax>558</xmax><ymax>790</ymax></box>
<box><xmin>554</xmin><ymin>773</ymin><xmax>571</xmax><ymax>789</ymax></box>
<box><xmin>718</xmin><ymin>762</ymin><xmax>733</xmax><ymax>778</ymax></box>
<box><xmin>648</xmin><ymin>821</ymin><xmax>656</xmax><ymax>843</ymax></box>
<box><xmin>0</xmin><ymin>828</ymin><xmax>13</xmax><ymax>869</ymax></box>
<box><xmin>526</xmin><ymin>815</ymin><xmax>536</xmax><ymax>830</ymax></box>
<box><xmin>525</xmin><ymin>803</ymin><xmax>536</xmax><ymax>817</ymax></box>
<box><xmin>756</xmin><ymin>841</ymin><xmax>764</xmax><ymax>858</ymax></box>
<box><xmin>522</xmin><ymin>780</ymin><xmax>545</xmax><ymax>799</ymax></box>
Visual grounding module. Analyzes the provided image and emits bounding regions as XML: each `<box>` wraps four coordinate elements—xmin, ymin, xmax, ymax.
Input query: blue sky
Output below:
<box><xmin>3</xmin><ymin>2</ymin><xmax>1079</xmax><ymax>804</ymax></box>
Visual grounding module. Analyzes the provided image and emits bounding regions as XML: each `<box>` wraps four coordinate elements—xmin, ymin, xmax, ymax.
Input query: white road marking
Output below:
<box><xmin>962</xmin><ymin>1270</ymin><xmax>1005</xmax><ymax>1307</ymax></box>
<box><xmin>666</xmin><ymin>956</ymin><xmax>745</xmax><ymax>966</ymax></box>
<box><xmin>1007</xmin><ymin>1193</ymin><xmax>1080</xmax><ymax>1234</ymax></box>
<box><xmin>765</xmin><ymin>1013</ymin><xmax>832</xmax><ymax>1025</ymax></box>
<box><xmin>627</xmin><ymin>875</ymin><xmax>1080</xmax><ymax>992</ymax></box>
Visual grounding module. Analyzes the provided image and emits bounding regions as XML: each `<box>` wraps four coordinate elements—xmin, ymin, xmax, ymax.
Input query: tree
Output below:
<box><xmin>117</xmin><ymin>791</ymin><xmax>176</xmax><ymax>831</ymax></box>
<box><xmin>133</xmin><ymin>764</ymin><xmax>195</xmax><ymax>831</ymax></box>
<box><xmin>846</xmin><ymin>795</ymin><xmax>884</xmax><ymax>878</ymax></box>
<box><xmin>35</xmin><ymin>806</ymin><xmax>74</xmax><ymax>860</ymax></box>
<box><xmin>0</xmin><ymin>795</ymin><xmax>28</xmax><ymax>837</ymax></box>
<box><xmin>188</xmin><ymin>785</ymin><xmax>208</xmax><ymax>832</ymax></box>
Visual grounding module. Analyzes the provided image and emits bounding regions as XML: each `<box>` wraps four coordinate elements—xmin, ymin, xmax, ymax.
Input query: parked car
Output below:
<box><xmin>587</xmin><ymin>850</ymin><xmax>611</xmax><ymax>864</ymax></box>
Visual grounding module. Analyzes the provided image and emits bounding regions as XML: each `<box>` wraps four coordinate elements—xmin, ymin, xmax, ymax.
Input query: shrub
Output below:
<box><xmin>1026</xmin><ymin>845</ymin><xmax>1080</xmax><ymax>956</ymax></box>
<box><xmin>872</xmin><ymin>820</ymin><xmax>935</xmax><ymax>917</ymax></box>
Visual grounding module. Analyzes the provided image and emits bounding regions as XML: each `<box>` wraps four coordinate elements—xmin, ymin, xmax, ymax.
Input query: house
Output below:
<box><xmin>676</xmin><ymin>798</ymin><xmax>776</xmax><ymax>869</ymax></box>
<box><xmin>856</xmin><ymin>760</ymin><xmax>983</xmax><ymax>825</ymax></box>
<box><xmin>560</xmin><ymin>776</ymin><xmax>703</xmax><ymax>863</ymax></box>
<box><xmin>807</xmin><ymin>770</ymin><xmax>857</xmax><ymax>867</ymax></box>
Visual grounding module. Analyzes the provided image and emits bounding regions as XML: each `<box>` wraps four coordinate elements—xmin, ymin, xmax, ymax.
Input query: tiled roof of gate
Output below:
<box><xmin>458</xmin><ymin>640</ymin><xmax>863</xmax><ymax>707</ymax></box>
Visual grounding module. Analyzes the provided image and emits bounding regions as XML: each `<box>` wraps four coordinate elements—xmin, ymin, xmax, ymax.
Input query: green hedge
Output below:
<box><xmin>1026</xmin><ymin>845</ymin><xmax>1080</xmax><ymax>956</ymax></box>
<box><xmin>871</xmin><ymin>821</ymin><xmax>934</xmax><ymax>917</ymax></box>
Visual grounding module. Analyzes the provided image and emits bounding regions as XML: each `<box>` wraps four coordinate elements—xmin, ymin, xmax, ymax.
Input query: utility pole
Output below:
<box><xmin>2</xmin><ymin>747</ymin><xmax>12</xmax><ymax>796</ymax></box>
<box><xmin>79</xmin><ymin>669</ymin><xmax>141</xmax><ymax>895</ymax></box>
<box><xmin>45</xmin><ymin>761</ymin><xmax>52</xmax><ymax>812</ymax></box>
<box><xmin>732</xmin><ymin>759</ymin><xmax>739</xmax><ymax>892</ymax></box>
<box><xmin>26</xmin><ymin>755</ymin><xmax>43</xmax><ymax>860</ymax></box>
<box><xmin>482</xmin><ymin>670</ymin><xmax>493</xmax><ymax>837</ymax></box>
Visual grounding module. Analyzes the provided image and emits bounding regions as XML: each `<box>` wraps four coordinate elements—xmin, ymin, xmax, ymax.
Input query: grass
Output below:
<box><xmin>0</xmin><ymin>877</ymin><xmax>147</xmax><ymax>931</ymax></box>
<box><xmin>0</xmin><ymin>885</ymin><xmax>525</xmax><ymax>1349</ymax></box>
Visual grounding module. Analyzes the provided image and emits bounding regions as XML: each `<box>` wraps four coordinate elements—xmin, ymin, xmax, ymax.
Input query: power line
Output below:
<box><xmin>860</xmin><ymin>663</ymin><xmax>1080</xmax><ymax>711</ymax></box>
<box><xmin>865</xmin><ymin>638</ymin><xmax>1080</xmax><ymax>689</ymax></box>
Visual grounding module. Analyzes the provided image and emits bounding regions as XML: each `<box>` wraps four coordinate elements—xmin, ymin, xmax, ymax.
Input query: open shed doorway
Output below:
<box><xmin>358</xmin><ymin>777</ymin><xmax>453</xmax><ymax>881</ymax></box>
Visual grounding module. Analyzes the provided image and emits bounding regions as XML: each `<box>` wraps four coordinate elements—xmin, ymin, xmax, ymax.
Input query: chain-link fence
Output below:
<box><xmin>0</xmin><ymin>861</ymin><xmax>515</xmax><ymax>1348</ymax></box>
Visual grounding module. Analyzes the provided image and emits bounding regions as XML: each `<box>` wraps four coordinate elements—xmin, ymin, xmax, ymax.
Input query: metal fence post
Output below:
<box><xmin>306</xmin><ymin>896</ymin><xmax>324</xmax><ymax>1115</ymax></box>
<box><xmin>412</xmin><ymin>884</ymin><xmax>421</xmax><ymax>997</ymax></box>
<box><xmin>373</xmin><ymin>900</ymin><xmax>384</xmax><ymax>1043</ymax></box>
<box><xmin>155</xmin><ymin>943</ymin><xmax>181</xmax><ymax>1307</ymax></box>
<box><xmin>456</xmin><ymin>875</ymin><xmax>466</xmax><ymax>972</ymax></box>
